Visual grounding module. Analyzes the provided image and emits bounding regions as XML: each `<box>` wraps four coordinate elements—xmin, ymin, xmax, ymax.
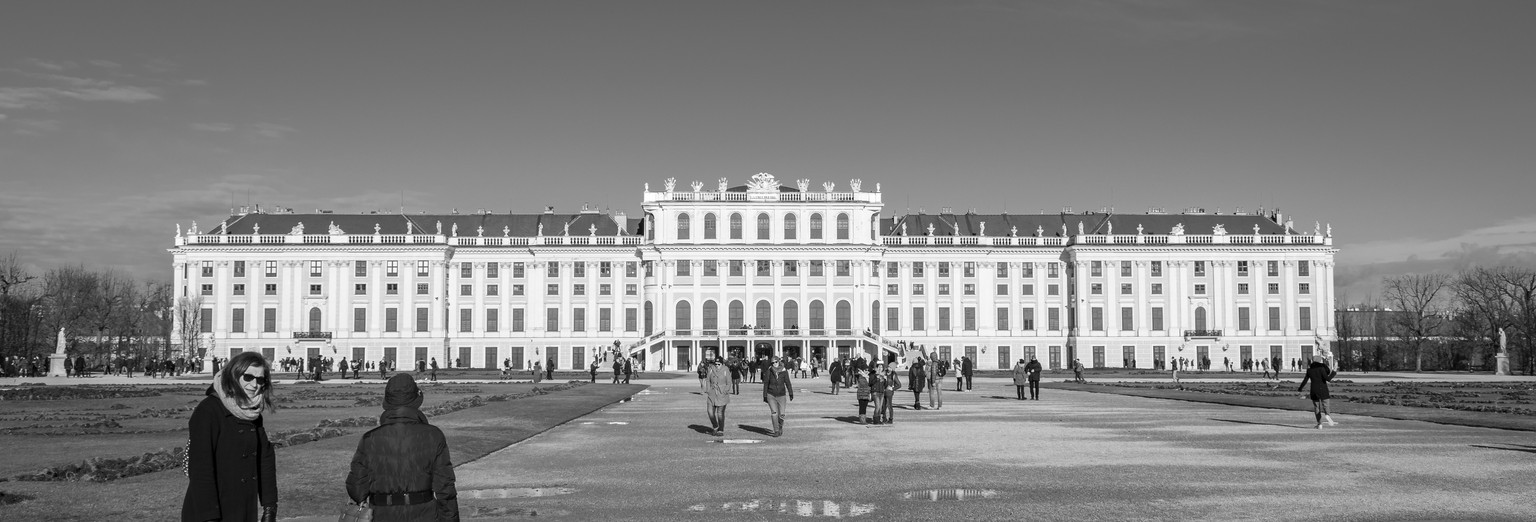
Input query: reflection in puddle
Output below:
<box><xmin>688</xmin><ymin>499</ymin><xmax>875</xmax><ymax>518</ymax></box>
<box><xmin>459</xmin><ymin>487</ymin><xmax>576</xmax><ymax>499</ymax></box>
<box><xmin>711</xmin><ymin>439</ymin><xmax>763</xmax><ymax>444</ymax></box>
<box><xmin>607</xmin><ymin>421</ymin><xmax>628</xmax><ymax>425</ymax></box>
<box><xmin>901</xmin><ymin>489</ymin><xmax>999</xmax><ymax>501</ymax></box>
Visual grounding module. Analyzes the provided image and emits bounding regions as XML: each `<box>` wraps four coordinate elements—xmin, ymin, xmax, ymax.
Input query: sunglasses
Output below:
<box><xmin>240</xmin><ymin>373</ymin><xmax>270</xmax><ymax>386</ymax></box>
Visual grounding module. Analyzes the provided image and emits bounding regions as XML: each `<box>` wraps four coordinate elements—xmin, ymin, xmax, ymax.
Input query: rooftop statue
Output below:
<box><xmin>747</xmin><ymin>173</ymin><xmax>781</xmax><ymax>192</ymax></box>
<box><xmin>329</xmin><ymin>221</ymin><xmax>344</xmax><ymax>235</ymax></box>
<box><xmin>718</xmin><ymin>177</ymin><xmax>729</xmax><ymax>192</ymax></box>
<box><xmin>663</xmin><ymin>177</ymin><xmax>677</xmax><ymax>193</ymax></box>
<box><xmin>823</xmin><ymin>181</ymin><xmax>836</xmax><ymax>193</ymax></box>
<box><xmin>850</xmin><ymin>178</ymin><xmax>862</xmax><ymax>192</ymax></box>
<box><xmin>191</xmin><ymin>221</ymin><xmax>199</xmax><ymax>234</ymax></box>
<box><xmin>563</xmin><ymin>221</ymin><xmax>571</xmax><ymax>236</ymax></box>
<box><xmin>690</xmin><ymin>180</ymin><xmax>703</xmax><ymax>192</ymax></box>
<box><xmin>901</xmin><ymin>223</ymin><xmax>907</xmax><ymax>236</ymax></box>
<box><xmin>1212</xmin><ymin>224</ymin><xmax>1227</xmax><ymax>236</ymax></box>
<box><xmin>1106</xmin><ymin>221</ymin><xmax>1112</xmax><ymax>235</ymax></box>
<box><xmin>451</xmin><ymin>222</ymin><xmax>458</xmax><ymax>237</ymax></box>
<box><xmin>538</xmin><ymin>222</ymin><xmax>544</xmax><ymax>236</ymax></box>
<box><xmin>978</xmin><ymin>221</ymin><xmax>986</xmax><ymax>236</ymax></box>
<box><xmin>796</xmin><ymin>178</ymin><xmax>810</xmax><ymax>192</ymax></box>
<box><xmin>1077</xmin><ymin>221</ymin><xmax>1084</xmax><ymax>235</ymax></box>
<box><xmin>1170</xmin><ymin>223</ymin><xmax>1185</xmax><ymax>236</ymax></box>
<box><xmin>1314</xmin><ymin>221</ymin><xmax>1321</xmax><ymax>235</ymax></box>
<box><xmin>220</xmin><ymin>221</ymin><xmax>228</xmax><ymax>235</ymax></box>
<box><xmin>1326</xmin><ymin>223</ymin><xmax>1332</xmax><ymax>238</ymax></box>
<box><xmin>1285</xmin><ymin>218</ymin><xmax>1295</xmax><ymax>234</ymax></box>
<box><xmin>1254</xmin><ymin>224</ymin><xmax>1261</xmax><ymax>235</ymax></box>
<box><xmin>176</xmin><ymin>223</ymin><xmax>181</xmax><ymax>238</ymax></box>
<box><xmin>291</xmin><ymin>222</ymin><xmax>305</xmax><ymax>235</ymax></box>
<box><xmin>435</xmin><ymin>220</ymin><xmax>443</xmax><ymax>235</ymax></box>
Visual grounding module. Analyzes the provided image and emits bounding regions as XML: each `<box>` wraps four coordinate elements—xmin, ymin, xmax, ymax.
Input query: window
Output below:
<box><xmin>573</xmin><ymin>284</ymin><xmax>585</xmax><ymax>296</ymax></box>
<box><xmin>729</xmin><ymin>213</ymin><xmax>743</xmax><ymax>239</ymax></box>
<box><xmin>485</xmin><ymin>308</ymin><xmax>498</xmax><ymax>332</ymax></box>
<box><xmin>836</xmin><ymin>213</ymin><xmax>849</xmax><ymax>240</ymax></box>
<box><xmin>997</xmin><ymin>307</ymin><xmax>1010</xmax><ymax>330</ymax></box>
<box><xmin>1267</xmin><ymin>261</ymin><xmax>1279</xmax><ymax>277</ymax></box>
<box><xmin>676</xmin><ymin>261</ymin><xmax>690</xmax><ymax>277</ymax></box>
<box><xmin>704</xmin><ymin>213</ymin><xmax>717</xmax><ymax>239</ymax></box>
<box><xmin>233</xmin><ymin>284</ymin><xmax>245</xmax><ymax>296</ymax></box>
<box><xmin>912</xmin><ymin>262</ymin><xmax>924</xmax><ymax>277</ymax></box>
<box><xmin>810</xmin><ymin>214</ymin><xmax>823</xmax><ymax>239</ymax></box>
<box><xmin>386</xmin><ymin>308</ymin><xmax>398</xmax><ymax>332</ymax></box>
<box><xmin>912</xmin><ymin>284</ymin><xmax>925</xmax><ymax>295</ymax></box>
<box><xmin>233</xmin><ymin>261</ymin><xmax>246</xmax><ymax>278</ymax></box>
<box><xmin>1021</xmin><ymin>308</ymin><xmax>1035</xmax><ymax>331</ymax></box>
<box><xmin>701</xmin><ymin>261</ymin><xmax>717</xmax><ymax>277</ymax></box>
<box><xmin>199</xmin><ymin>308</ymin><xmax>213</xmax><ymax>333</ymax></box>
<box><xmin>912</xmin><ymin>307</ymin><xmax>925</xmax><ymax>330</ymax></box>
<box><xmin>887</xmin><ymin>284</ymin><xmax>899</xmax><ymax>295</ymax></box>
<box><xmin>309</xmin><ymin>284</ymin><xmax>322</xmax><ymax>295</ymax></box>
<box><xmin>201</xmin><ymin>261</ymin><xmax>213</xmax><ymax>277</ymax></box>
<box><xmin>514</xmin><ymin>308</ymin><xmax>526</xmax><ymax>332</ymax></box>
<box><xmin>758</xmin><ymin>261</ymin><xmax>771</xmax><ymax>277</ymax></box>
<box><xmin>887</xmin><ymin>263</ymin><xmax>899</xmax><ymax>278</ymax></box>
<box><xmin>387</xmin><ymin>260</ymin><xmax>398</xmax><ymax>276</ymax></box>
<box><xmin>355</xmin><ymin>283</ymin><xmax>367</xmax><ymax>295</ymax></box>
<box><xmin>997</xmin><ymin>263</ymin><xmax>1009</xmax><ymax>278</ymax></box>
<box><xmin>624</xmin><ymin>308</ymin><xmax>637</xmax><ymax>332</ymax></box>
<box><xmin>265</xmin><ymin>283</ymin><xmax>277</xmax><ymax>296</ymax></box>
<box><xmin>573</xmin><ymin>308</ymin><xmax>586</xmax><ymax>331</ymax></box>
<box><xmin>599</xmin><ymin>308</ymin><xmax>611</xmax><ymax>331</ymax></box>
<box><xmin>1121</xmin><ymin>307</ymin><xmax>1133</xmax><ymax>331</ymax></box>
<box><xmin>1268</xmin><ymin>306</ymin><xmax>1281</xmax><ymax>331</ymax></box>
<box><xmin>546</xmin><ymin>308</ymin><xmax>560</xmax><ymax>331</ymax></box>
<box><xmin>1048</xmin><ymin>308</ymin><xmax>1061</xmax><ymax>331</ymax></box>
<box><xmin>459</xmin><ymin>309</ymin><xmax>472</xmax><ymax>332</ymax></box>
<box><xmin>1091</xmin><ymin>307</ymin><xmax>1103</xmax><ymax>331</ymax></box>
<box><xmin>460</xmin><ymin>262</ymin><xmax>473</xmax><ymax>279</ymax></box>
<box><xmin>263</xmin><ymin>308</ymin><xmax>276</xmax><ymax>333</ymax></box>
<box><xmin>417</xmin><ymin>283</ymin><xmax>429</xmax><ymax>295</ymax></box>
<box><xmin>387</xmin><ymin>283</ymin><xmax>398</xmax><ymax>295</ymax></box>
<box><xmin>963</xmin><ymin>262</ymin><xmax>975</xmax><ymax>278</ymax></box>
<box><xmin>310</xmin><ymin>261</ymin><xmax>322</xmax><ymax>277</ymax></box>
<box><xmin>513</xmin><ymin>262</ymin><xmax>526</xmax><ymax>278</ymax></box>
<box><xmin>1239</xmin><ymin>307</ymin><xmax>1251</xmax><ymax>331</ymax></box>
<box><xmin>887</xmin><ymin>306</ymin><xmax>899</xmax><ymax>331</ymax></box>
<box><xmin>996</xmin><ymin>284</ymin><xmax>1009</xmax><ymax>296</ymax></box>
<box><xmin>547</xmin><ymin>284</ymin><xmax>559</xmax><ymax>295</ymax></box>
<box><xmin>574</xmin><ymin>263</ymin><xmax>586</xmax><ymax>278</ymax></box>
<box><xmin>265</xmin><ymin>261</ymin><xmax>277</xmax><ymax>277</ymax></box>
<box><xmin>231</xmin><ymin>308</ymin><xmax>244</xmax><ymax>333</ymax></box>
<box><xmin>730</xmin><ymin>260</ymin><xmax>744</xmax><ymax>277</ymax></box>
<box><xmin>460</xmin><ymin>284</ymin><xmax>472</xmax><ymax>296</ymax></box>
<box><xmin>416</xmin><ymin>307</ymin><xmax>429</xmax><ymax>332</ymax></box>
<box><xmin>1238</xmin><ymin>283</ymin><xmax>1249</xmax><ymax>295</ymax></box>
<box><xmin>487</xmin><ymin>284</ymin><xmax>499</xmax><ymax>296</ymax></box>
<box><xmin>1150</xmin><ymin>261</ymin><xmax>1162</xmax><ymax>277</ymax></box>
<box><xmin>784</xmin><ymin>213</ymin><xmax>797</xmax><ymax>240</ymax></box>
<box><xmin>963</xmin><ymin>307</ymin><xmax>976</xmax><ymax>331</ymax></box>
<box><xmin>938</xmin><ymin>283</ymin><xmax>950</xmax><ymax>296</ymax></box>
<box><xmin>600</xmin><ymin>284</ymin><xmax>611</xmax><ymax>296</ymax></box>
<box><xmin>1048</xmin><ymin>263</ymin><xmax>1060</xmax><ymax>278</ymax></box>
<box><xmin>1237</xmin><ymin>261</ymin><xmax>1249</xmax><ymax>276</ymax></box>
<box><xmin>417</xmin><ymin>261</ymin><xmax>429</xmax><ymax>277</ymax></box>
<box><xmin>356</xmin><ymin>260</ymin><xmax>368</xmax><ymax>277</ymax></box>
<box><xmin>1151</xmin><ymin>307</ymin><xmax>1164</xmax><ymax>331</ymax></box>
<box><xmin>487</xmin><ymin>263</ymin><xmax>499</xmax><ymax>278</ymax></box>
<box><xmin>1299</xmin><ymin>283</ymin><xmax>1310</xmax><ymax>295</ymax></box>
<box><xmin>1194</xmin><ymin>284</ymin><xmax>1206</xmax><ymax>295</ymax></box>
<box><xmin>677</xmin><ymin>213</ymin><xmax>690</xmax><ymax>240</ymax></box>
<box><xmin>628</xmin><ymin>262</ymin><xmax>638</xmax><ymax>277</ymax></box>
<box><xmin>938</xmin><ymin>262</ymin><xmax>951</xmax><ymax>278</ymax></box>
<box><xmin>810</xmin><ymin>260</ymin><xmax>824</xmax><ymax>277</ymax></box>
<box><xmin>757</xmin><ymin>213</ymin><xmax>770</xmax><ymax>240</ymax></box>
<box><xmin>783</xmin><ymin>261</ymin><xmax>797</xmax><ymax>277</ymax></box>
<box><xmin>625</xmin><ymin>284</ymin><xmax>637</xmax><ymax>295</ymax></box>
<box><xmin>1090</xmin><ymin>283</ymin><xmax>1102</xmax><ymax>295</ymax></box>
<box><xmin>1298</xmin><ymin>260</ymin><xmax>1311</xmax><ymax>276</ymax></box>
<box><xmin>1021</xmin><ymin>264</ymin><xmax>1034</xmax><ymax>278</ymax></box>
<box><xmin>195</xmin><ymin>283</ymin><xmax>210</xmax><ymax>295</ymax></box>
<box><xmin>354</xmin><ymin>308</ymin><xmax>367</xmax><ymax>332</ymax></box>
<box><xmin>1047</xmin><ymin>284</ymin><xmax>1058</xmax><ymax>296</ymax></box>
<box><xmin>1300</xmin><ymin>307</ymin><xmax>1312</xmax><ymax>331</ymax></box>
<box><xmin>1121</xmin><ymin>261</ymin><xmax>1132</xmax><ymax>277</ymax></box>
<box><xmin>1120</xmin><ymin>283</ymin><xmax>1132</xmax><ymax>295</ymax></box>
<box><xmin>1194</xmin><ymin>261</ymin><xmax>1206</xmax><ymax>277</ymax></box>
<box><xmin>1022</xmin><ymin>284</ymin><xmax>1034</xmax><ymax>296</ymax></box>
<box><xmin>1268</xmin><ymin>283</ymin><xmax>1280</xmax><ymax>295</ymax></box>
<box><xmin>836</xmin><ymin>260</ymin><xmax>850</xmax><ymax>277</ymax></box>
<box><xmin>1090</xmin><ymin>261</ymin><xmax>1102</xmax><ymax>277</ymax></box>
<box><xmin>547</xmin><ymin>263</ymin><xmax>560</xmax><ymax>278</ymax></box>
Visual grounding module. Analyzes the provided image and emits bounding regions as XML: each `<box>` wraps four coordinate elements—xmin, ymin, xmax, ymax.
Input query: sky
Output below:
<box><xmin>2</xmin><ymin>1</ymin><xmax>1533</xmax><ymax>301</ymax></box>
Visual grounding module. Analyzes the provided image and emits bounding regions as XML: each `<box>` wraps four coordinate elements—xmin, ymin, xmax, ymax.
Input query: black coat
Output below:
<box><xmin>1024</xmin><ymin>360</ymin><xmax>1043</xmax><ymax>382</ymax></box>
<box><xmin>1298</xmin><ymin>362</ymin><xmax>1336</xmax><ymax>400</ymax></box>
<box><xmin>961</xmin><ymin>357</ymin><xmax>974</xmax><ymax>376</ymax></box>
<box><xmin>346</xmin><ymin>407</ymin><xmax>459</xmax><ymax>522</ymax></box>
<box><xmin>182</xmin><ymin>391</ymin><xmax>277</xmax><ymax>522</ymax></box>
<box><xmin>907</xmin><ymin>361</ymin><xmax>926</xmax><ymax>393</ymax></box>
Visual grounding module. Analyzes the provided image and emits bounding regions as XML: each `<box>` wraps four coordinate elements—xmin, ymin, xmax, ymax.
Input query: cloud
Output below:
<box><xmin>1334</xmin><ymin>215</ymin><xmax>1536</xmax><ymax>302</ymax></box>
<box><xmin>26</xmin><ymin>59</ymin><xmax>72</xmax><ymax>72</ymax></box>
<box><xmin>252</xmin><ymin>122</ymin><xmax>297</xmax><ymax>139</ymax></box>
<box><xmin>0</xmin><ymin>63</ymin><xmax>162</xmax><ymax>111</ymax></box>
<box><xmin>10</xmin><ymin>118</ymin><xmax>61</xmax><ymax>135</ymax></box>
<box><xmin>191</xmin><ymin>122</ymin><xmax>234</xmax><ymax>132</ymax></box>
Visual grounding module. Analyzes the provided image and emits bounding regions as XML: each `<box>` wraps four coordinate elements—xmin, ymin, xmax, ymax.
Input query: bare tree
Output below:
<box><xmin>1489</xmin><ymin>267</ymin><xmax>1536</xmax><ymax>375</ymax></box>
<box><xmin>176</xmin><ymin>296</ymin><xmax>206</xmax><ymax>362</ymax></box>
<box><xmin>1453</xmin><ymin>267</ymin><xmax>1514</xmax><ymax>369</ymax></box>
<box><xmin>1382</xmin><ymin>273</ymin><xmax>1452</xmax><ymax>372</ymax></box>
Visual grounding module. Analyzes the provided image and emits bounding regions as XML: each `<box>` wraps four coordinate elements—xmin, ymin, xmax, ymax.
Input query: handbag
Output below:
<box><xmin>338</xmin><ymin>500</ymin><xmax>372</xmax><ymax>522</ymax></box>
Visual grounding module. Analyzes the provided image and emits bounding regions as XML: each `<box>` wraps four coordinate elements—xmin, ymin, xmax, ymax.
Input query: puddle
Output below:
<box><xmin>901</xmin><ymin>489</ymin><xmax>999</xmax><ymax>501</ymax></box>
<box><xmin>710</xmin><ymin>439</ymin><xmax>762</xmax><ymax>444</ymax></box>
<box><xmin>459</xmin><ymin>487</ymin><xmax>576</xmax><ymax>499</ymax></box>
<box><xmin>688</xmin><ymin>499</ymin><xmax>875</xmax><ymax>518</ymax></box>
<box><xmin>461</xmin><ymin>506</ymin><xmax>570</xmax><ymax>518</ymax></box>
<box><xmin>606</xmin><ymin>421</ymin><xmax>628</xmax><ymax>425</ymax></box>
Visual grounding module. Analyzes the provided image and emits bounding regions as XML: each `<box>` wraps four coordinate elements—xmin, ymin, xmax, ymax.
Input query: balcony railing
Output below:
<box><xmin>1183</xmin><ymin>329</ymin><xmax>1223</xmax><ymax>339</ymax></box>
<box><xmin>181</xmin><ymin>234</ymin><xmax>646</xmax><ymax>247</ymax></box>
<box><xmin>292</xmin><ymin>331</ymin><xmax>333</xmax><ymax>340</ymax></box>
<box><xmin>879</xmin><ymin>234</ymin><xmax>1327</xmax><ymax>247</ymax></box>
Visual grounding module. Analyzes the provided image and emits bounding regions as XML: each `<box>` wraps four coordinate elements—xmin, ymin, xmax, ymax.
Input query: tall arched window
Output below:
<box><xmin>728</xmin><ymin>300</ymin><xmax>745</xmax><ymax>330</ymax></box>
<box><xmin>675</xmin><ymin>301</ymin><xmax>691</xmax><ymax>332</ymax></box>
<box><xmin>676</xmin><ymin>213</ymin><xmax>690</xmax><ymax>240</ymax></box>
<box><xmin>704</xmin><ymin>213</ymin><xmax>717</xmax><ymax>240</ymax></box>
<box><xmin>836</xmin><ymin>213</ymin><xmax>850</xmax><ymax>240</ymax></box>
<box><xmin>836</xmin><ymin>300</ymin><xmax>851</xmax><ymax>332</ymax></box>
<box><xmin>809</xmin><ymin>213</ymin><xmax>823</xmax><ymax>240</ymax></box>
<box><xmin>784</xmin><ymin>213</ymin><xmax>797</xmax><ymax>240</ymax></box>
<box><xmin>809</xmin><ymin>300</ymin><xmax>825</xmax><ymax>331</ymax></box>
<box><xmin>783</xmin><ymin>300</ymin><xmax>799</xmax><ymax>331</ymax></box>
<box><xmin>309</xmin><ymin>308</ymin><xmax>322</xmax><ymax>332</ymax></box>
<box><xmin>1194</xmin><ymin>306</ymin><xmax>1207</xmax><ymax>332</ymax></box>
<box><xmin>644</xmin><ymin>301</ymin><xmax>654</xmax><ymax>335</ymax></box>
<box><xmin>757</xmin><ymin>213</ymin><xmax>771</xmax><ymax>241</ymax></box>
<box><xmin>871</xmin><ymin>300</ymin><xmax>881</xmax><ymax>331</ymax></box>
<box><xmin>703</xmin><ymin>300</ymin><xmax>718</xmax><ymax>332</ymax></box>
<box><xmin>729</xmin><ymin>213</ymin><xmax>743</xmax><ymax>240</ymax></box>
<box><xmin>756</xmin><ymin>300</ymin><xmax>772</xmax><ymax>330</ymax></box>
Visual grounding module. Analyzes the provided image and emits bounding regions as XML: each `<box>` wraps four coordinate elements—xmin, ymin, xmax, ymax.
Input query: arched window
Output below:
<box><xmin>704</xmin><ymin>213</ymin><xmax>717</xmax><ymax>240</ymax></box>
<box><xmin>675</xmin><ymin>301</ymin><xmax>691</xmax><ymax>332</ymax></box>
<box><xmin>756</xmin><ymin>300</ymin><xmax>772</xmax><ymax>330</ymax></box>
<box><xmin>809</xmin><ymin>213</ymin><xmax>823</xmax><ymax>240</ymax></box>
<box><xmin>783</xmin><ymin>300</ymin><xmax>799</xmax><ymax>331</ymax></box>
<box><xmin>703</xmin><ymin>300</ymin><xmax>718</xmax><ymax>332</ymax></box>
<box><xmin>784</xmin><ymin>213</ymin><xmax>797</xmax><ymax>240</ymax></box>
<box><xmin>757</xmin><ymin>213</ymin><xmax>771</xmax><ymax>241</ymax></box>
<box><xmin>728</xmin><ymin>300</ymin><xmax>745</xmax><ymax>330</ymax></box>
<box><xmin>1194</xmin><ymin>307</ymin><xmax>1207</xmax><ymax>332</ymax></box>
<box><xmin>308</xmin><ymin>308</ymin><xmax>322</xmax><ymax>332</ymax></box>
<box><xmin>729</xmin><ymin>213</ymin><xmax>743</xmax><ymax>240</ymax></box>
<box><xmin>644</xmin><ymin>301</ymin><xmax>654</xmax><ymax>335</ymax></box>
<box><xmin>836</xmin><ymin>300</ymin><xmax>851</xmax><ymax>332</ymax></box>
<box><xmin>809</xmin><ymin>300</ymin><xmax>825</xmax><ymax>331</ymax></box>
<box><xmin>677</xmin><ymin>213</ymin><xmax>690</xmax><ymax>240</ymax></box>
<box><xmin>836</xmin><ymin>213</ymin><xmax>850</xmax><ymax>240</ymax></box>
<box><xmin>871</xmin><ymin>300</ymin><xmax>881</xmax><ymax>331</ymax></box>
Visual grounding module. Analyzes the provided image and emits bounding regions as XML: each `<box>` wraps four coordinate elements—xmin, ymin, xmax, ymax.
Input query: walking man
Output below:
<box><xmin>961</xmin><ymin>356</ymin><xmax>974</xmax><ymax>391</ymax></box>
<box><xmin>762</xmin><ymin>356</ymin><xmax>793</xmax><ymax>437</ymax></box>
<box><xmin>428</xmin><ymin>357</ymin><xmax>438</xmax><ymax>382</ymax></box>
<box><xmin>1011</xmin><ymin>358</ymin><xmax>1029</xmax><ymax>400</ymax></box>
<box><xmin>1298</xmin><ymin>356</ymin><xmax>1339</xmax><ymax>429</ymax></box>
<box><xmin>908</xmin><ymin>357</ymin><xmax>927</xmax><ymax>410</ymax></box>
<box><xmin>1024</xmin><ymin>356</ymin><xmax>1043</xmax><ymax>400</ymax></box>
<box><xmin>703</xmin><ymin>349</ymin><xmax>732</xmax><ymax>436</ymax></box>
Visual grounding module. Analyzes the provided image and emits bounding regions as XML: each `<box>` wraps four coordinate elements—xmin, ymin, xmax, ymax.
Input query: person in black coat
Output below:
<box><xmin>182</xmin><ymin>351</ymin><xmax>278</xmax><ymax>522</ymax></box>
<box><xmin>1024</xmin><ymin>356</ymin><xmax>1043</xmax><ymax>400</ymax></box>
<box><xmin>1298</xmin><ymin>357</ymin><xmax>1339</xmax><ymax>429</ymax></box>
<box><xmin>347</xmin><ymin>374</ymin><xmax>460</xmax><ymax>521</ymax></box>
<box><xmin>961</xmin><ymin>356</ymin><xmax>975</xmax><ymax>391</ymax></box>
<box><xmin>907</xmin><ymin>358</ymin><xmax>927</xmax><ymax>409</ymax></box>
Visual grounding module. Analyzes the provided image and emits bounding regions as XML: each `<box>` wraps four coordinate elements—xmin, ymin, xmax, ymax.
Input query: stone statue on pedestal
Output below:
<box><xmin>48</xmin><ymin>327</ymin><xmax>68</xmax><ymax>377</ymax></box>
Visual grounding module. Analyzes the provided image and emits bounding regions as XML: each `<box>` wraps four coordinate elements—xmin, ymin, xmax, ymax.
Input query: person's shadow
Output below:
<box><xmin>822</xmin><ymin>415</ymin><xmax>863</xmax><ymax>425</ymax></box>
<box><xmin>686</xmin><ymin>424</ymin><xmax>715</xmax><ymax>435</ymax></box>
<box><xmin>737</xmin><ymin>424</ymin><xmax>774</xmax><ymax>436</ymax></box>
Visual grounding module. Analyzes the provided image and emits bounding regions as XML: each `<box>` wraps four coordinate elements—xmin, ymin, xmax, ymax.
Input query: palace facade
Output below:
<box><xmin>170</xmin><ymin>174</ymin><xmax>1337</xmax><ymax>372</ymax></box>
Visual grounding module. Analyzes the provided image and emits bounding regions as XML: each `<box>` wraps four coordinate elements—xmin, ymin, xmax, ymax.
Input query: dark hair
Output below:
<box><xmin>221</xmin><ymin>351</ymin><xmax>276</xmax><ymax>413</ymax></box>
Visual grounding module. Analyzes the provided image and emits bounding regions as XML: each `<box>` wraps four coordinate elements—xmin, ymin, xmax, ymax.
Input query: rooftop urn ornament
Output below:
<box><xmin>644</xmin><ymin>182</ymin><xmax>649</xmax><ymax>192</ymax></box>
<box><xmin>1137</xmin><ymin>223</ymin><xmax>1144</xmax><ymax>235</ymax></box>
<box><xmin>926</xmin><ymin>222</ymin><xmax>935</xmax><ymax>236</ymax></box>
<box><xmin>663</xmin><ymin>177</ymin><xmax>677</xmax><ymax>193</ymax></box>
<box><xmin>1010</xmin><ymin>225</ymin><xmax>1018</xmax><ymax>237</ymax></box>
<box><xmin>373</xmin><ymin>223</ymin><xmax>381</xmax><ymax>235</ymax></box>
<box><xmin>796</xmin><ymin>178</ymin><xmax>810</xmax><ymax>192</ymax></box>
<box><xmin>290</xmin><ymin>222</ymin><xmax>305</xmax><ymax>235</ymax></box>
<box><xmin>1254</xmin><ymin>223</ymin><xmax>1262</xmax><ymax>235</ymax></box>
<box><xmin>1170</xmin><ymin>223</ymin><xmax>1185</xmax><ymax>236</ymax></box>
<box><xmin>1036</xmin><ymin>225</ymin><xmax>1043</xmax><ymax>237</ymax></box>
<box><xmin>252</xmin><ymin>223</ymin><xmax>260</xmax><ymax>235</ymax></box>
<box><xmin>503</xmin><ymin>225</ymin><xmax>510</xmax><ymax>237</ymax></box>
<box><xmin>718</xmin><ymin>177</ymin><xmax>729</xmax><ymax>192</ymax></box>
<box><xmin>220</xmin><ymin>221</ymin><xmax>228</xmax><ymax>235</ymax></box>
<box><xmin>850</xmin><ymin>178</ymin><xmax>862</xmax><ymax>192</ymax></box>
<box><xmin>477</xmin><ymin>225</ymin><xmax>484</xmax><ymax>237</ymax></box>
<box><xmin>589</xmin><ymin>223</ymin><xmax>597</xmax><ymax>236</ymax></box>
<box><xmin>875</xmin><ymin>182</ymin><xmax>881</xmax><ymax>193</ymax></box>
<box><xmin>329</xmin><ymin>221</ymin><xmax>344</xmax><ymax>235</ymax></box>
<box><xmin>1212</xmin><ymin>224</ymin><xmax>1227</xmax><ymax>236</ymax></box>
<box><xmin>823</xmin><ymin>181</ymin><xmax>836</xmax><ymax>192</ymax></box>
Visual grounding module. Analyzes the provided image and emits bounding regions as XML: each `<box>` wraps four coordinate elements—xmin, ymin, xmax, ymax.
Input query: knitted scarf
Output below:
<box><xmin>213</xmin><ymin>372</ymin><xmax>264</xmax><ymax>421</ymax></box>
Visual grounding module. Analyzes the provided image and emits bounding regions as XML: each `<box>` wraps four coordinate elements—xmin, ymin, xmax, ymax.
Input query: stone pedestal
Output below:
<box><xmin>48</xmin><ymin>354</ymin><xmax>68</xmax><ymax>377</ymax></box>
<box><xmin>1495</xmin><ymin>354</ymin><xmax>1511</xmax><ymax>376</ymax></box>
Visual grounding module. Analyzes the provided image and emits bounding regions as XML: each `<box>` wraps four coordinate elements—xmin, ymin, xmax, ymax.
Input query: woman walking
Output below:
<box><xmin>869</xmin><ymin>365</ymin><xmax>888</xmax><ymax>424</ymax></box>
<box><xmin>829</xmin><ymin>357</ymin><xmax>844</xmax><ymax>395</ymax></box>
<box><xmin>182</xmin><ymin>352</ymin><xmax>278</xmax><ymax>522</ymax></box>
<box><xmin>1298</xmin><ymin>357</ymin><xmax>1339</xmax><ymax>429</ymax></box>
<box><xmin>879</xmin><ymin>363</ymin><xmax>901</xmax><ymax>425</ymax></box>
<box><xmin>854</xmin><ymin>368</ymin><xmax>872</xmax><ymax>425</ymax></box>
<box><xmin>346</xmin><ymin>373</ymin><xmax>460</xmax><ymax>521</ymax></box>
<box><xmin>908</xmin><ymin>357</ymin><xmax>927</xmax><ymax>410</ymax></box>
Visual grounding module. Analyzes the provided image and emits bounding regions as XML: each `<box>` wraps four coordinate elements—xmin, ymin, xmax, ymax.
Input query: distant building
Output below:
<box><xmin>170</xmin><ymin>174</ymin><xmax>1337</xmax><ymax>372</ymax></box>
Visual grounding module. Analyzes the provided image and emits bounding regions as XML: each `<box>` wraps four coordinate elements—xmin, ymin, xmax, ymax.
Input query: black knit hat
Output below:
<box><xmin>383</xmin><ymin>373</ymin><xmax>423</xmax><ymax>410</ymax></box>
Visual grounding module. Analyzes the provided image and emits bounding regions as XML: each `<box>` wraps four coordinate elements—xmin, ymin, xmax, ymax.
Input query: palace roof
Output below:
<box><xmin>882</xmin><ymin>212</ymin><xmax>1296</xmax><ymax>237</ymax></box>
<box><xmin>217</xmin><ymin>212</ymin><xmax>644</xmax><ymax>237</ymax></box>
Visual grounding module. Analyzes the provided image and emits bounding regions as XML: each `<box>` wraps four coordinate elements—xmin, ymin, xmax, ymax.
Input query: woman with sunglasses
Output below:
<box><xmin>183</xmin><ymin>351</ymin><xmax>278</xmax><ymax>522</ymax></box>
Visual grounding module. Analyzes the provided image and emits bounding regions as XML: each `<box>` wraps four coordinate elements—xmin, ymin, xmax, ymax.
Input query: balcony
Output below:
<box><xmin>292</xmin><ymin>331</ymin><xmax>333</xmax><ymax>340</ymax></box>
<box><xmin>1183</xmin><ymin>329</ymin><xmax>1223</xmax><ymax>339</ymax></box>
